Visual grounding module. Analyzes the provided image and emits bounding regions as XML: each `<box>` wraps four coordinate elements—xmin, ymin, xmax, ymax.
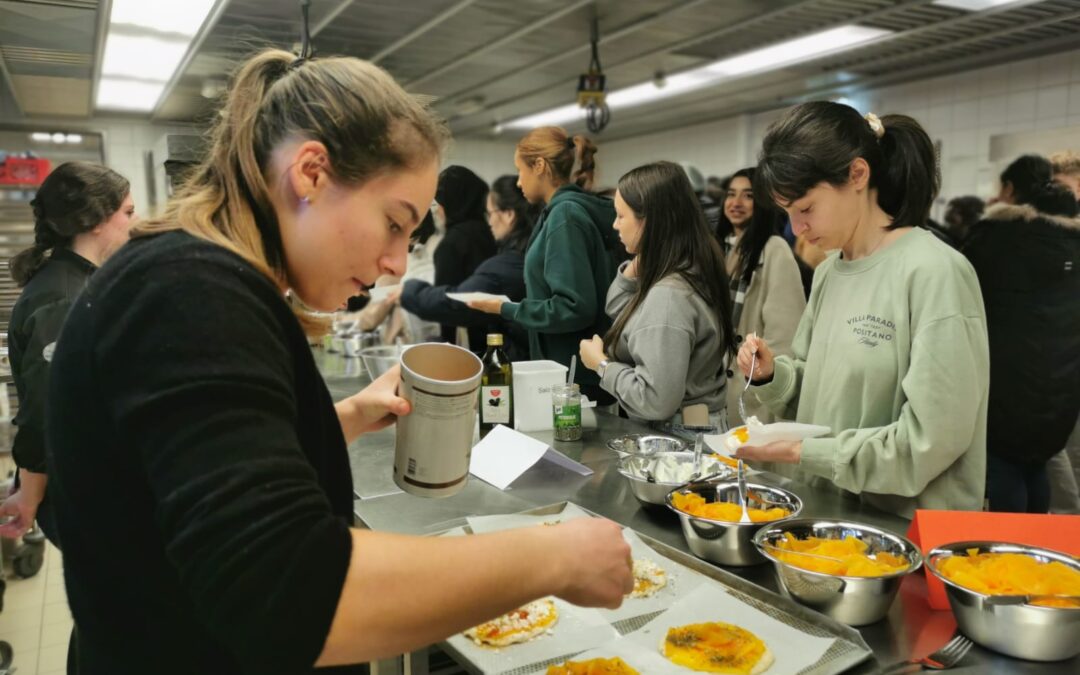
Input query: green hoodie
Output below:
<box><xmin>501</xmin><ymin>184</ymin><xmax>618</xmax><ymax>387</ymax></box>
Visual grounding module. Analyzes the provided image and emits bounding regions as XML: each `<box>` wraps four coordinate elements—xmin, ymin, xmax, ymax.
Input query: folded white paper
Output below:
<box><xmin>447</xmin><ymin>291</ymin><xmax>511</xmax><ymax>304</ymax></box>
<box><xmin>469</xmin><ymin>424</ymin><xmax>592</xmax><ymax>490</ymax></box>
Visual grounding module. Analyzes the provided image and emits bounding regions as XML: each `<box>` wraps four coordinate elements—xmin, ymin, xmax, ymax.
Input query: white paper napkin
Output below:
<box><xmin>469</xmin><ymin>425</ymin><xmax>592</xmax><ymax>490</ymax></box>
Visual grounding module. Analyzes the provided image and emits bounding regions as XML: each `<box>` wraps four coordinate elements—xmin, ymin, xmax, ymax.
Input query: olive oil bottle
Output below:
<box><xmin>479</xmin><ymin>333</ymin><xmax>513</xmax><ymax>435</ymax></box>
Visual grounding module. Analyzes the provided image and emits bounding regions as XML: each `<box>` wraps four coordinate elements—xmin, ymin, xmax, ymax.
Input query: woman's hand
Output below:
<box><xmin>336</xmin><ymin>365</ymin><xmax>412</xmax><ymax>442</ymax></box>
<box><xmin>579</xmin><ymin>335</ymin><xmax>606</xmax><ymax>372</ymax></box>
<box><xmin>466</xmin><ymin>299</ymin><xmax>504</xmax><ymax>315</ymax></box>
<box><xmin>737</xmin><ymin>332</ymin><xmax>775</xmax><ymax>382</ymax></box>
<box><xmin>734</xmin><ymin>440</ymin><xmax>802</xmax><ymax>464</ymax></box>
<box><xmin>0</xmin><ymin>471</ymin><xmax>46</xmax><ymax>539</ymax></box>
<box><xmin>550</xmin><ymin>518</ymin><xmax>633</xmax><ymax>608</ymax></box>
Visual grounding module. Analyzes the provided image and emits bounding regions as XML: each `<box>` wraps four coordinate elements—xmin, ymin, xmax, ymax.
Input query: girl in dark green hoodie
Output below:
<box><xmin>469</xmin><ymin>126</ymin><xmax>619</xmax><ymax>403</ymax></box>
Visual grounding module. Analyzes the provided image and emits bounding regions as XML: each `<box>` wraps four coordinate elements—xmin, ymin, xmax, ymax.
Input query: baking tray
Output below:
<box><xmin>435</xmin><ymin>501</ymin><xmax>875</xmax><ymax>675</ymax></box>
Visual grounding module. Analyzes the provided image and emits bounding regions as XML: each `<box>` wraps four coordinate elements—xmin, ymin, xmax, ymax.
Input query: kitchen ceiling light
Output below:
<box><xmin>109</xmin><ymin>0</ymin><xmax>218</xmax><ymax>37</ymax></box>
<box><xmin>933</xmin><ymin>1</ymin><xmax>1040</xmax><ymax>10</ymax></box>
<box><xmin>96</xmin><ymin>78</ymin><xmax>167</xmax><ymax>112</ymax></box>
<box><xmin>503</xmin><ymin>24</ymin><xmax>890</xmax><ymax>130</ymax></box>
<box><xmin>95</xmin><ymin>0</ymin><xmax>220</xmax><ymax>112</ymax></box>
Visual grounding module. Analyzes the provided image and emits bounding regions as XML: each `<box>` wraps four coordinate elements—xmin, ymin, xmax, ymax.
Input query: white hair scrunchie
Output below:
<box><xmin>865</xmin><ymin>112</ymin><xmax>885</xmax><ymax>139</ymax></box>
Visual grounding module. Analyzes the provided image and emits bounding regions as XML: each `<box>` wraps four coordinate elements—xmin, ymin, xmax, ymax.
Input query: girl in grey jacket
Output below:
<box><xmin>579</xmin><ymin>162</ymin><xmax>737</xmax><ymax>427</ymax></box>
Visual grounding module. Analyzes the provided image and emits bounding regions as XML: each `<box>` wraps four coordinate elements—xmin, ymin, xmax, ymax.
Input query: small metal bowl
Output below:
<box><xmin>926</xmin><ymin>541</ymin><xmax>1080</xmax><ymax>661</ymax></box>
<box><xmin>616</xmin><ymin>452</ymin><xmax>732</xmax><ymax>507</ymax></box>
<box><xmin>607</xmin><ymin>434</ymin><xmax>687</xmax><ymax>458</ymax></box>
<box><xmin>360</xmin><ymin>345</ymin><xmax>404</xmax><ymax>380</ymax></box>
<box><xmin>753</xmin><ymin>519</ymin><xmax>922</xmax><ymax>625</ymax></box>
<box><xmin>666</xmin><ymin>479</ymin><xmax>802</xmax><ymax>567</ymax></box>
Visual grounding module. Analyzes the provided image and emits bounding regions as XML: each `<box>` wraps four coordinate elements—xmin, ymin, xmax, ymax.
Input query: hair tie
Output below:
<box><xmin>288</xmin><ymin>57</ymin><xmax>307</xmax><ymax>71</ymax></box>
<box><xmin>566</xmin><ymin>137</ymin><xmax>576</xmax><ymax>150</ymax></box>
<box><xmin>864</xmin><ymin>112</ymin><xmax>885</xmax><ymax>139</ymax></box>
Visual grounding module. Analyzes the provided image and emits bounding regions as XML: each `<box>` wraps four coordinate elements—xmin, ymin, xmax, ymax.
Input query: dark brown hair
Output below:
<box><xmin>516</xmin><ymin>126</ymin><xmax>598</xmax><ymax>191</ymax></box>
<box><xmin>12</xmin><ymin>161</ymin><xmax>129</xmax><ymax>286</ymax></box>
<box><xmin>756</xmin><ymin>101</ymin><xmax>940</xmax><ymax>230</ymax></box>
<box><xmin>604</xmin><ymin>161</ymin><xmax>736</xmax><ymax>360</ymax></box>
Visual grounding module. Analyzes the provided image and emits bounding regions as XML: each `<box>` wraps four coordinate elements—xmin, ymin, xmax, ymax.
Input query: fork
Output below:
<box><xmin>878</xmin><ymin>633</ymin><xmax>974</xmax><ymax>673</ymax></box>
<box><xmin>738</xmin><ymin>343</ymin><xmax>757</xmax><ymax>423</ymax></box>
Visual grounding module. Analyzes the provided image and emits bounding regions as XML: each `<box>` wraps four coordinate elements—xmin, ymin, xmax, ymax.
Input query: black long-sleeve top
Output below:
<box><xmin>45</xmin><ymin>231</ymin><xmax>360</xmax><ymax>675</ymax></box>
<box><xmin>8</xmin><ymin>247</ymin><xmax>96</xmax><ymax>474</ymax></box>
<box><xmin>400</xmin><ymin>247</ymin><xmax>528</xmax><ymax>358</ymax></box>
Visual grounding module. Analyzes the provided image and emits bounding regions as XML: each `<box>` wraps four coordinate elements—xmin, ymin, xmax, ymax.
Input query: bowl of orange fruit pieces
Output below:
<box><xmin>927</xmin><ymin>541</ymin><xmax>1080</xmax><ymax>661</ymax></box>
<box><xmin>665</xmin><ymin>479</ymin><xmax>802</xmax><ymax>566</ymax></box>
<box><xmin>753</xmin><ymin>519</ymin><xmax>922</xmax><ymax>625</ymax></box>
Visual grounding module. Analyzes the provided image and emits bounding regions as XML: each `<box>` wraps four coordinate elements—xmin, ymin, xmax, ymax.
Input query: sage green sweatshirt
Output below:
<box><xmin>754</xmin><ymin>228</ymin><xmax>989</xmax><ymax>518</ymax></box>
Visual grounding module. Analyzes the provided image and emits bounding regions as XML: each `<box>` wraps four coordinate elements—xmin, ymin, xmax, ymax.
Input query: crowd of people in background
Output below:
<box><xmin>333</xmin><ymin>120</ymin><xmax>1079</xmax><ymax>521</ymax></box>
<box><xmin>0</xmin><ymin>46</ymin><xmax>1076</xmax><ymax>674</ymax></box>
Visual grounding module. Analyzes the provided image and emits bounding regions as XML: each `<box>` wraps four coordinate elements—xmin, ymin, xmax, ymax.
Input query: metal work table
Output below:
<box><xmin>317</xmin><ymin>350</ymin><xmax>1075</xmax><ymax>675</ymax></box>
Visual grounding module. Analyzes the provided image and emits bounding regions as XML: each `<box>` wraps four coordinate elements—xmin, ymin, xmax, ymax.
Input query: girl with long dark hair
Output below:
<box><xmin>400</xmin><ymin>175</ymin><xmax>537</xmax><ymax>358</ymax></box>
<box><xmin>716</xmin><ymin>167</ymin><xmax>805</xmax><ymax>427</ymax></box>
<box><xmin>736</xmin><ymin>102</ymin><xmax>989</xmax><ymax>518</ymax></box>
<box><xmin>578</xmin><ymin>161</ymin><xmax>736</xmax><ymax>427</ymax></box>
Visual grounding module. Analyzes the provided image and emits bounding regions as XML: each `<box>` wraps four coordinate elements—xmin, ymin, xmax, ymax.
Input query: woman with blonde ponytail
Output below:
<box><xmin>43</xmin><ymin>51</ymin><xmax>631</xmax><ymax>675</ymax></box>
<box><xmin>469</xmin><ymin>126</ymin><xmax>620</xmax><ymax>404</ymax></box>
<box><xmin>0</xmin><ymin>161</ymin><xmax>132</xmax><ymax>549</ymax></box>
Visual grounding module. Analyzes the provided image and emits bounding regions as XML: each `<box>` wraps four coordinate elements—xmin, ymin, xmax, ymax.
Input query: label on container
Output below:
<box><xmin>553</xmin><ymin>403</ymin><xmax>581</xmax><ymax>429</ymax></box>
<box><xmin>480</xmin><ymin>386</ymin><xmax>511</xmax><ymax>424</ymax></box>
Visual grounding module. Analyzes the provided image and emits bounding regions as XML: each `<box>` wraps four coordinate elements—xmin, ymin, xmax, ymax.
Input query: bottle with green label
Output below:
<box><xmin>479</xmin><ymin>333</ymin><xmax>513</xmax><ymax>435</ymax></box>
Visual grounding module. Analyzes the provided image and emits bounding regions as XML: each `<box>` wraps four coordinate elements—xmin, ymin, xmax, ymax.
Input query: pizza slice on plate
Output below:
<box><xmin>464</xmin><ymin>598</ymin><xmax>559</xmax><ymax>648</ymax></box>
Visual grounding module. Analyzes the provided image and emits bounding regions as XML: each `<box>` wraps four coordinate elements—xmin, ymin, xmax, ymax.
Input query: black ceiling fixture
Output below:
<box><xmin>577</xmin><ymin>15</ymin><xmax>610</xmax><ymax>134</ymax></box>
<box><xmin>296</xmin><ymin>0</ymin><xmax>315</xmax><ymax>61</ymax></box>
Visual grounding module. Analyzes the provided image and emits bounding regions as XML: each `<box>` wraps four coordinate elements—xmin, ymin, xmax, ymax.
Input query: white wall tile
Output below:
<box><xmin>1009</xmin><ymin>58</ymin><xmax>1041</xmax><ymax>93</ymax></box>
<box><xmin>1069</xmin><ymin>82</ymin><xmax>1080</xmax><ymax>116</ymax></box>
<box><xmin>949</xmin><ymin>128</ymin><xmax>978</xmax><ymax>157</ymax></box>
<box><xmin>979</xmin><ymin>94</ymin><xmax>1009</xmax><ymax>126</ymax></box>
<box><xmin>980</xmin><ymin>63</ymin><xmax>1011</xmax><ymax>97</ymax></box>
<box><xmin>929</xmin><ymin>75</ymin><xmax>955</xmax><ymax>106</ymax></box>
<box><xmin>1038</xmin><ymin>54</ymin><xmax>1072</xmax><ymax>88</ymax></box>
<box><xmin>1036</xmin><ymin>116</ymin><xmax>1069</xmax><ymax>131</ymax></box>
<box><xmin>927</xmin><ymin>104</ymin><xmax>952</xmax><ymax>136</ymax></box>
<box><xmin>1006</xmin><ymin>90</ymin><xmax>1036</xmax><ymax>123</ymax></box>
<box><xmin>951</xmin><ymin>100</ymin><xmax>979</xmax><ymax>131</ymax></box>
<box><xmin>1036</xmin><ymin>85</ymin><xmax>1070</xmax><ymax>120</ymax></box>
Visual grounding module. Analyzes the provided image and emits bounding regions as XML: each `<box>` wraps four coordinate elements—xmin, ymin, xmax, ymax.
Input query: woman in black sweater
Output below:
<box><xmin>44</xmin><ymin>50</ymin><xmax>631</xmax><ymax>675</ymax></box>
<box><xmin>428</xmin><ymin>164</ymin><xmax>496</xmax><ymax>346</ymax></box>
<box><xmin>400</xmin><ymin>175</ymin><xmax>534</xmax><ymax>358</ymax></box>
<box><xmin>0</xmin><ymin>162</ymin><xmax>133</xmax><ymax>545</ymax></box>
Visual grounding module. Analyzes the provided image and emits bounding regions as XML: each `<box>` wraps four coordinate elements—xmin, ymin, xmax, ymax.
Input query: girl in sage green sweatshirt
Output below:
<box><xmin>736</xmin><ymin>102</ymin><xmax>989</xmax><ymax>518</ymax></box>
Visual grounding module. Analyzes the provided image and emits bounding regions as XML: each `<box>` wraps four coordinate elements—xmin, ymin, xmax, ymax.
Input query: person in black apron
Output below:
<box><xmin>0</xmin><ymin>161</ymin><xmax>134</xmax><ymax>545</ymax></box>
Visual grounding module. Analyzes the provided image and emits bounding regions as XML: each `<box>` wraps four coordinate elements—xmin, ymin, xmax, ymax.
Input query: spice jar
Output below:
<box><xmin>552</xmin><ymin>383</ymin><xmax>582</xmax><ymax>441</ymax></box>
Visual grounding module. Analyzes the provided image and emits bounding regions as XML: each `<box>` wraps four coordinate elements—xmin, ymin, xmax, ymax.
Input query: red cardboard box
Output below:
<box><xmin>907</xmin><ymin>509</ymin><xmax>1080</xmax><ymax>610</ymax></box>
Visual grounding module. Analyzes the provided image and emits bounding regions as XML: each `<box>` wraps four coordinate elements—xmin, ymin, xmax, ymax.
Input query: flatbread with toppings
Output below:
<box><xmin>464</xmin><ymin>599</ymin><xmax>559</xmax><ymax>648</ymax></box>
<box><xmin>661</xmin><ymin>621</ymin><xmax>773</xmax><ymax>674</ymax></box>
<box><xmin>546</xmin><ymin>656</ymin><xmax>640</xmax><ymax>674</ymax></box>
<box><xmin>630</xmin><ymin>558</ymin><xmax>668</xmax><ymax>598</ymax></box>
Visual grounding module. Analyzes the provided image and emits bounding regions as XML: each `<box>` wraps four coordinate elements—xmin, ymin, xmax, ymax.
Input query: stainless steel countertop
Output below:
<box><xmin>317</xmin><ymin>349</ymin><xmax>1075</xmax><ymax>674</ymax></box>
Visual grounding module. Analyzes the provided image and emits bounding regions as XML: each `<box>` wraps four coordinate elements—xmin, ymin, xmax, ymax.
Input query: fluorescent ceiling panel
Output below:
<box><xmin>933</xmin><ymin>1</ymin><xmax>1039</xmax><ymax>10</ymax></box>
<box><xmin>101</xmin><ymin>34</ymin><xmax>189</xmax><ymax>82</ymax></box>
<box><xmin>96</xmin><ymin>78</ymin><xmax>167</xmax><ymax>112</ymax></box>
<box><xmin>109</xmin><ymin>0</ymin><xmax>218</xmax><ymax>36</ymax></box>
<box><xmin>504</xmin><ymin>24</ymin><xmax>891</xmax><ymax>130</ymax></box>
<box><xmin>95</xmin><ymin>0</ymin><xmax>219</xmax><ymax>112</ymax></box>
